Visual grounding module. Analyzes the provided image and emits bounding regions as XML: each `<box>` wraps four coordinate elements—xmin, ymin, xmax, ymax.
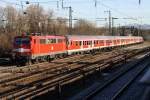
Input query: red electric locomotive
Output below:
<box><xmin>12</xmin><ymin>33</ymin><xmax>143</xmax><ymax>65</ymax></box>
<box><xmin>13</xmin><ymin>33</ymin><xmax>67</xmax><ymax>64</ymax></box>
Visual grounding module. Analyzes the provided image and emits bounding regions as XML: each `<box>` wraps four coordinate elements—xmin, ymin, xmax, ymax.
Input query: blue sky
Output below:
<box><xmin>0</xmin><ymin>0</ymin><xmax>150</xmax><ymax>26</ymax></box>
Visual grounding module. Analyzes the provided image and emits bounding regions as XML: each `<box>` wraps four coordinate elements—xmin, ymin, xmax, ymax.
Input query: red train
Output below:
<box><xmin>12</xmin><ymin>33</ymin><xmax>144</xmax><ymax>65</ymax></box>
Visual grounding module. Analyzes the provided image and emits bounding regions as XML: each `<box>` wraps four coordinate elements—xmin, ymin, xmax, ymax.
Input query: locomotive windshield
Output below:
<box><xmin>15</xmin><ymin>38</ymin><xmax>30</xmax><ymax>45</ymax></box>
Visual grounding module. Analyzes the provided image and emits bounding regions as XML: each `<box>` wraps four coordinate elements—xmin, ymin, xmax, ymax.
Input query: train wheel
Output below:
<box><xmin>47</xmin><ymin>56</ymin><xmax>52</xmax><ymax>62</ymax></box>
<box><xmin>31</xmin><ymin>60</ymin><xmax>35</xmax><ymax>64</ymax></box>
<box><xmin>34</xmin><ymin>58</ymin><xmax>39</xmax><ymax>64</ymax></box>
<box><xmin>16</xmin><ymin>61</ymin><xmax>21</xmax><ymax>67</ymax></box>
<box><xmin>24</xmin><ymin>60</ymin><xmax>32</xmax><ymax>66</ymax></box>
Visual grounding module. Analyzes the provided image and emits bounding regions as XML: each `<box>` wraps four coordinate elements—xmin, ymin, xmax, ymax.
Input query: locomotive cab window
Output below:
<box><xmin>47</xmin><ymin>39</ymin><xmax>56</xmax><ymax>44</ymax></box>
<box><xmin>40</xmin><ymin>39</ymin><xmax>46</xmax><ymax>44</ymax></box>
<box><xmin>51</xmin><ymin>39</ymin><xmax>56</xmax><ymax>43</ymax></box>
<box><xmin>15</xmin><ymin>37</ymin><xmax>30</xmax><ymax>45</ymax></box>
<box><xmin>34</xmin><ymin>39</ymin><xmax>36</xmax><ymax>44</ymax></box>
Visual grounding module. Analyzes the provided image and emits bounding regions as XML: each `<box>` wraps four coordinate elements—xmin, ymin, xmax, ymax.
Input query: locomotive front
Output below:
<box><xmin>13</xmin><ymin>36</ymin><xmax>31</xmax><ymax>64</ymax></box>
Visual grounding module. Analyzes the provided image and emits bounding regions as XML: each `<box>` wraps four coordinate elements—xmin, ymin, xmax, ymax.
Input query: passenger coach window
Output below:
<box><xmin>94</xmin><ymin>41</ymin><xmax>96</xmax><ymax>44</ymax></box>
<box><xmin>87</xmin><ymin>41</ymin><xmax>88</xmax><ymax>45</ymax></box>
<box><xmin>106</xmin><ymin>40</ymin><xmax>112</xmax><ymax>43</ymax></box>
<box><xmin>79</xmin><ymin>41</ymin><xmax>82</xmax><ymax>46</ymax></box>
<box><xmin>76</xmin><ymin>41</ymin><xmax>78</xmax><ymax>46</ymax></box>
<box><xmin>90</xmin><ymin>41</ymin><xmax>92</xmax><ymax>45</ymax></box>
<box><xmin>58</xmin><ymin>39</ymin><xmax>62</xmax><ymax>43</ymax></box>
<box><xmin>96</xmin><ymin>40</ymin><xmax>98</xmax><ymax>44</ymax></box>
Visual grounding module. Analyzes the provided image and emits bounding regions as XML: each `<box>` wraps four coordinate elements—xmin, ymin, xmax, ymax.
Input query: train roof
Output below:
<box><xmin>15</xmin><ymin>35</ymin><xmax>142</xmax><ymax>41</ymax></box>
<box><xmin>15</xmin><ymin>35</ymin><xmax>65</xmax><ymax>39</ymax></box>
<box><xmin>66</xmin><ymin>35</ymin><xmax>142</xmax><ymax>41</ymax></box>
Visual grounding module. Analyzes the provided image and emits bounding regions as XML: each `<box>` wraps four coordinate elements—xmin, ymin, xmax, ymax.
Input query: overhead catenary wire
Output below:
<box><xmin>0</xmin><ymin>0</ymin><xmax>24</xmax><ymax>6</ymax></box>
<box><xmin>0</xmin><ymin>0</ymin><xmax>137</xmax><ymax>22</ymax></box>
<box><xmin>0</xmin><ymin>0</ymin><xmax>143</xmax><ymax>26</ymax></box>
<box><xmin>95</xmin><ymin>1</ymin><xmax>138</xmax><ymax>21</ymax></box>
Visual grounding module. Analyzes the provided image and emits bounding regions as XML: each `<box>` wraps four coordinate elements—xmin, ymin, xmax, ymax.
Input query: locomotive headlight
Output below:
<box><xmin>14</xmin><ymin>48</ymin><xmax>30</xmax><ymax>52</ymax></box>
<box><xmin>19</xmin><ymin>48</ymin><xmax>23</xmax><ymax>52</ymax></box>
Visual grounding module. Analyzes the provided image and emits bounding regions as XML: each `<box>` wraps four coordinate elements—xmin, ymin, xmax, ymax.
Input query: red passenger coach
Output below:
<box><xmin>66</xmin><ymin>35</ymin><xmax>143</xmax><ymax>54</ymax></box>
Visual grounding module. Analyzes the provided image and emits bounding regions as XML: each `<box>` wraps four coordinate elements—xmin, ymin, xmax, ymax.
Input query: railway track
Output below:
<box><xmin>0</xmin><ymin>47</ymin><xmax>149</xmax><ymax>99</ymax></box>
<box><xmin>71</xmin><ymin>49</ymin><xmax>150</xmax><ymax>100</ymax></box>
<box><xmin>0</xmin><ymin>52</ymin><xmax>116</xmax><ymax>98</ymax></box>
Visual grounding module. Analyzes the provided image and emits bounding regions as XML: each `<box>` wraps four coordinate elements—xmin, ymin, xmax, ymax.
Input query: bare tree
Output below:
<box><xmin>74</xmin><ymin>19</ymin><xmax>96</xmax><ymax>35</ymax></box>
<box><xmin>56</xmin><ymin>17</ymin><xmax>67</xmax><ymax>35</ymax></box>
<box><xmin>4</xmin><ymin>5</ymin><xmax>18</xmax><ymax>33</ymax></box>
<box><xmin>0</xmin><ymin>7</ymin><xmax>5</xmax><ymax>33</ymax></box>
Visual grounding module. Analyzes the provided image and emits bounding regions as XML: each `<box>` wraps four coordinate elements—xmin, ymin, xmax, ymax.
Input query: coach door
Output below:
<box><xmin>33</xmin><ymin>38</ymin><xmax>40</xmax><ymax>57</ymax></box>
<box><xmin>92</xmin><ymin>40</ymin><xmax>94</xmax><ymax>48</ymax></box>
<box><xmin>37</xmin><ymin>38</ymin><xmax>40</xmax><ymax>55</ymax></box>
<box><xmin>80</xmin><ymin>41</ymin><xmax>83</xmax><ymax>49</ymax></box>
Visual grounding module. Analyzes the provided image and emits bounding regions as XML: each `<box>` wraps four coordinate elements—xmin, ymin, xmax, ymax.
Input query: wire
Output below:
<box><xmin>96</xmin><ymin>1</ymin><xmax>138</xmax><ymax>21</ymax></box>
<box><xmin>0</xmin><ymin>9</ymin><xmax>5</xmax><ymax>20</ymax></box>
<box><xmin>0</xmin><ymin>0</ymin><xmax>22</xmax><ymax>6</ymax></box>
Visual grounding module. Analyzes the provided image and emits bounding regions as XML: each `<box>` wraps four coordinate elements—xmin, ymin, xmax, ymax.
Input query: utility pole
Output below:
<box><xmin>96</xmin><ymin>18</ymin><xmax>107</xmax><ymax>35</ymax></box>
<box><xmin>62</xmin><ymin>0</ymin><xmax>73</xmax><ymax>34</ymax></box>
<box><xmin>139</xmin><ymin>0</ymin><xmax>141</xmax><ymax>5</ymax></box>
<box><xmin>108</xmin><ymin>11</ymin><xmax>111</xmax><ymax>35</ymax></box>
<box><xmin>94</xmin><ymin>0</ymin><xmax>97</xmax><ymax>7</ymax></box>
<box><xmin>20</xmin><ymin>1</ymin><xmax>29</xmax><ymax>33</ymax></box>
<box><xmin>37</xmin><ymin>2</ymin><xmax>40</xmax><ymax>32</ymax></box>
<box><xmin>112</xmin><ymin>17</ymin><xmax>114</xmax><ymax>36</ymax></box>
<box><xmin>112</xmin><ymin>17</ymin><xmax>118</xmax><ymax>36</ymax></box>
<box><xmin>20</xmin><ymin>1</ymin><xmax>24</xmax><ymax>14</ymax></box>
<box><xmin>69</xmin><ymin>6</ymin><xmax>72</xmax><ymax>34</ymax></box>
<box><xmin>104</xmin><ymin>10</ymin><xmax>111</xmax><ymax>35</ymax></box>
